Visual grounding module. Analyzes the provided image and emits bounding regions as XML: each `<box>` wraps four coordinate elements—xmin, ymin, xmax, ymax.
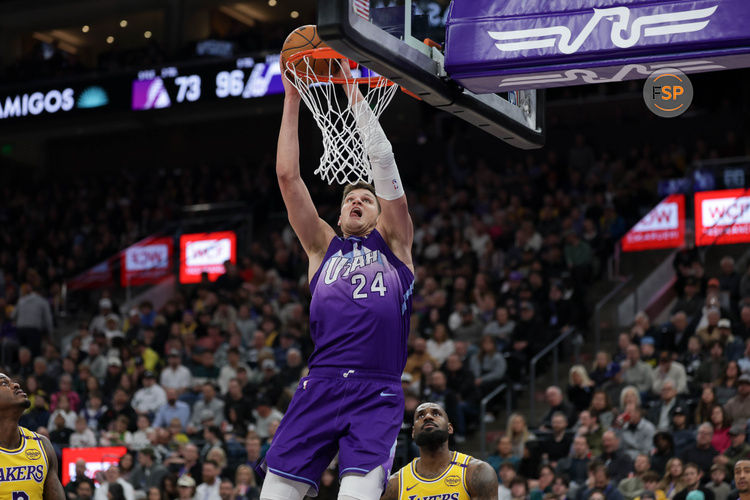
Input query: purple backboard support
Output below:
<box><xmin>445</xmin><ymin>0</ymin><xmax>750</xmax><ymax>92</ymax></box>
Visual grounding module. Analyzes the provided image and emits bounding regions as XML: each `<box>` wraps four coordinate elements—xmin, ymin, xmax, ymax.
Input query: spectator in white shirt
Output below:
<box><xmin>426</xmin><ymin>324</ymin><xmax>456</xmax><ymax>366</ymax></box>
<box><xmin>70</xmin><ymin>416</ymin><xmax>97</xmax><ymax>447</ymax></box>
<box><xmin>94</xmin><ymin>465</ymin><xmax>135</xmax><ymax>500</ymax></box>
<box><xmin>195</xmin><ymin>461</ymin><xmax>221</xmax><ymax>500</ymax></box>
<box><xmin>160</xmin><ymin>349</ymin><xmax>193</xmax><ymax>394</ymax></box>
<box><xmin>132</xmin><ymin>371</ymin><xmax>167</xmax><ymax>415</ymax></box>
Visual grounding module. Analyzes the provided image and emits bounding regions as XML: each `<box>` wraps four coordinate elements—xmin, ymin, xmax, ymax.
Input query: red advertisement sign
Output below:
<box><xmin>61</xmin><ymin>446</ymin><xmax>128</xmax><ymax>486</ymax></box>
<box><xmin>66</xmin><ymin>260</ymin><xmax>113</xmax><ymax>291</ymax></box>
<box><xmin>120</xmin><ymin>236</ymin><xmax>173</xmax><ymax>287</ymax></box>
<box><xmin>695</xmin><ymin>189</ymin><xmax>750</xmax><ymax>246</ymax></box>
<box><xmin>621</xmin><ymin>194</ymin><xmax>685</xmax><ymax>252</ymax></box>
<box><xmin>179</xmin><ymin>231</ymin><xmax>237</xmax><ymax>284</ymax></box>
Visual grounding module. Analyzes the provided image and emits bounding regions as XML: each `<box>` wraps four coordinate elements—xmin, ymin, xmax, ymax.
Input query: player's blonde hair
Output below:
<box><xmin>341</xmin><ymin>181</ymin><xmax>381</xmax><ymax>213</ymax></box>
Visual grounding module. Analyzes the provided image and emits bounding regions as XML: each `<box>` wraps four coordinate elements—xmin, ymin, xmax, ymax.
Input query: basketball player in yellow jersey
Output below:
<box><xmin>0</xmin><ymin>373</ymin><xmax>65</xmax><ymax>500</ymax></box>
<box><xmin>381</xmin><ymin>402</ymin><xmax>498</xmax><ymax>500</ymax></box>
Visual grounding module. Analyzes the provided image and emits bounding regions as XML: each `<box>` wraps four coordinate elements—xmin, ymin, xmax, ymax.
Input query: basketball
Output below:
<box><xmin>281</xmin><ymin>25</ymin><xmax>333</xmax><ymax>78</ymax></box>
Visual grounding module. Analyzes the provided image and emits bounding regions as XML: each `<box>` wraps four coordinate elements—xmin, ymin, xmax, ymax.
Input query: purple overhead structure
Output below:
<box><xmin>445</xmin><ymin>0</ymin><xmax>750</xmax><ymax>92</ymax></box>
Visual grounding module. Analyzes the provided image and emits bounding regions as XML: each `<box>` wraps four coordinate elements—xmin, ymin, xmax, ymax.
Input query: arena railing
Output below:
<box><xmin>528</xmin><ymin>327</ymin><xmax>578</xmax><ymax>426</ymax></box>
<box><xmin>479</xmin><ymin>383</ymin><xmax>510</xmax><ymax>458</ymax></box>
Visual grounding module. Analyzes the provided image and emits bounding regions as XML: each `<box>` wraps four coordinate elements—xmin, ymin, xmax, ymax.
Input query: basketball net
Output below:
<box><xmin>285</xmin><ymin>52</ymin><xmax>399</xmax><ymax>185</ymax></box>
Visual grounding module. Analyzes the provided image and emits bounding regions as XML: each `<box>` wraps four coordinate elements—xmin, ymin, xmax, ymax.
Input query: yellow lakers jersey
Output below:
<box><xmin>0</xmin><ymin>426</ymin><xmax>48</xmax><ymax>500</ymax></box>
<box><xmin>398</xmin><ymin>451</ymin><xmax>472</xmax><ymax>500</ymax></box>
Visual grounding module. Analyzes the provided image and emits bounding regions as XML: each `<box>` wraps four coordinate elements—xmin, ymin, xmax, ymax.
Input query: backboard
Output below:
<box><xmin>317</xmin><ymin>0</ymin><xmax>546</xmax><ymax>150</ymax></box>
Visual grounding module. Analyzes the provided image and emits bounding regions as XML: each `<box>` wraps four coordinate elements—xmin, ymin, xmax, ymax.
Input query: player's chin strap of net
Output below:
<box><xmin>286</xmin><ymin>55</ymin><xmax>399</xmax><ymax>186</ymax></box>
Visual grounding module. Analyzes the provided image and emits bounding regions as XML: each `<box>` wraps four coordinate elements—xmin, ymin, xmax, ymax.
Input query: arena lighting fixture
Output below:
<box><xmin>291</xmin><ymin>10</ymin><xmax>299</xmax><ymax>18</ymax></box>
<box><xmin>106</xmin><ymin>35</ymin><xmax>114</xmax><ymax>44</ymax></box>
<box><xmin>120</xmin><ymin>20</ymin><xmax>128</xmax><ymax>28</ymax></box>
<box><xmin>144</xmin><ymin>30</ymin><xmax>152</xmax><ymax>39</ymax></box>
<box><xmin>268</xmin><ymin>0</ymin><xmax>277</xmax><ymax>6</ymax></box>
<box><xmin>81</xmin><ymin>25</ymin><xmax>90</xmax><ymax>33</ymax></box>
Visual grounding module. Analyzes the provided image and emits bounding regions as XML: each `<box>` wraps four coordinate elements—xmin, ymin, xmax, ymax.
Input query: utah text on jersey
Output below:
<box><xmin>488</xmin><ymin>4</ymin><xmax>718</xmax><ymax>54</ymax></box>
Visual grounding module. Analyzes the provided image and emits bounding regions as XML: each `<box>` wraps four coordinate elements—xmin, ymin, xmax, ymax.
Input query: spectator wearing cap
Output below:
<box><xmin>256</xmin><ymin>358</ymin><xmax>285</xmax><ymax>407</ymax></box>
<box><xmin>619</xmin><ymin>407</ymin><xmax>656</xmax><ymax>461</ymax></box>
<box><xmin>717</xmin><ymin>320</ymin><xmax>743</xmax><ymax>362</ymax></box>
<box><xmin>697</xmin><ymin>307</ymin><xmax>723</xmax><ymax>346</ymax></box>
<box><xmin>251</xmin><ymin>398</ymin><xmax>284</xmax><ymax>443</ymax></box>
<box><xmin>217</xmin><ymin>346</ymin><xmax>251</xmax><ymax>395</ymax></box>
<box><xmin>186</xmin><ymin>383</ymin><xmax>224</xmax><ymax>434</ymax></box>
<box><xmin>714</xmin><ymin>423</ymin><xmax>750</xmax><ymax>478</ymax></box>
<box><xmin>131</xmin><ymin>371</ymin><xmax>167</xmax><ymax>416</ymax></box>
<box><xmin>640</xmin><ymin>337</ymin><xmax>658</xmax><ymax>368</ymax></box>
<box><xmin>176</xmin><ymin>474</ymin><xmax>196</xmax><ymax>500</ymax></box>
<box><xmin>152</xmin><ymin>388</ymin><xmax>190</xmax><ymax>430</ymax></box>
<box><xmin>724</xmin><ymin>374</ymin><xmax>750</xmax><ymax>423</ymax></box>
<box><xmin>129</xmin><ymin>447</ymin><xmax>168</xmax><ymax>497</ymax></box>
<box><xmin>191</xmin><ymin>349</ymin><xmax>220</xmax><ymax>386</ymax></box>
<box><xmin>599</xmin><ymin>430</ymin><xmax>634</xmax><ymax>483</ymax></box>
<box><xmin>672</xmin><ymin>462</ymin><xmax>715</xmax><ymax>500</ymax></box>
<box><xmin>90</xmin><ymin>297</ymin><xmax>119</xmax><ymax>335</ymax></box>
<box><xmin>652</xmin><ymin>352</ymin><xmax>688</xmax><ymax>395</ymax></box>
<box><xmin>12</xmin><ymin>283</ymin><xmax>53</xmax><ymax>358</ymax></box>
<box><xmin>671</xmin><ymin>406</ymin><xmax>696</xmax><ymax>456</ymax></box>
<box><xmin>679</xmin><ymin>337</ymin><xmax>704</xmax><ymax>384</ymax></box>
<box><xmin>102</xmin><ymin>356</ymin><xmax>124</xmax><ymax>397</ymax></box>
<box><xmin>623</xmin><ymin>344</ymin><xmax>654</xmax><ymax>394</ymax></box>
<box><xmin>160</xmin><ymin>349</ymin><xmax>192</xmax><ymax>394</ymax></box>
<box><xmin>706</xmin><ymin>463</ymin><xmax>730</xmax><ymax>500</ymax></box>
<box><xmin>680</xmin><ymin>423</ymin><xmax>719</xmax><ymax>476</ymax></box>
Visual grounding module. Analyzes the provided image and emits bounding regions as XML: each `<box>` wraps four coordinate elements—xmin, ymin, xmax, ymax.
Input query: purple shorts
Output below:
<box><xmin>256</xmin><ymin>367</ymin><xmax>403</xmax><ymax>495</ymax></box>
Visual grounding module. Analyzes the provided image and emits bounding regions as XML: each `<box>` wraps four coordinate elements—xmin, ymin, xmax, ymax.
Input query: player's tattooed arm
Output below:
<box><xmin>467</xmin><ymin>459</ymin><xmax>499</xmax><ymax>500</ymax></box>
<box><xmin>41</xmin><ymin>435</ymin><xmax>66</xmax><ymax>500</ymax></box>
<box><xmin>380</xmin><ymin>474</ymin><xmax>400</xmax><ymax>500</ymax></box>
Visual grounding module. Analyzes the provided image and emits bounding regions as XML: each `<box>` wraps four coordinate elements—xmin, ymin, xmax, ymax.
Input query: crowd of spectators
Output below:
<box><xmin>0</xmin><ymin>59</ymin><xmax>747</xmax><ymax>500</ymax></box>
<box><xmin>485</xmin><ymin>248</ymin><xmax>750</xmax><ymax>500</ymax></box>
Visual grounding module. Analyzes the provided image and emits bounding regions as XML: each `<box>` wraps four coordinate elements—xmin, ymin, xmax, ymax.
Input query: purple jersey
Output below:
<box><xmin>308</xmin><ymin>229</ymin><xmax>414</xmax><ymax>376</ymax></box>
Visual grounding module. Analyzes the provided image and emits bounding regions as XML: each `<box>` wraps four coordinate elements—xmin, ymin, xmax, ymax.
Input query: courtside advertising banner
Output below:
<box><xmin>621</xmin><ymin>194</ymin><xmax>685</xmax><ymax>252</ymax></box>
<box><xmin>695</xmin><ymin>189</ymin><xmax>750</xmax><ymax>246</ymax></box>
<box><xmin>61</xmin><ymin>446</ymin><xmax>128</xmax><ymax>485</ymax></box>
<box><xmin>120</xmin><ymin>236</ymin><xmax>173</xmax><ymax>287</ymax></box>
<box><xmin>179</xmin><ymin>231</ymin><xmax>236</xmax><ymax>283</ymax></box>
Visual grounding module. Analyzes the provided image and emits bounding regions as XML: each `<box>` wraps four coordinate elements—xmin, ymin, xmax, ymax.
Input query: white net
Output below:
<box><xmin>285</xmin><ymin>54</ymin><xmax>399</xmax><ymax>185</ymax></box>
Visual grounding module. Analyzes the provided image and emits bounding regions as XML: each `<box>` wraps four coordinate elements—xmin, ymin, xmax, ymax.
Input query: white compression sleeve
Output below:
<box><xmin>351</xmin><ymin>99</ymin><xmax>404</xmax><ymax>200</ymax></box>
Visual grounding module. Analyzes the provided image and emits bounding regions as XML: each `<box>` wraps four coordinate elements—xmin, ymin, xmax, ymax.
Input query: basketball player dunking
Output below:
<box><xmin>383</xmin><ymin>403</ymin><xmax>498</xmax><ymax>500</ymax></box>
<box><xmin>256</xmin><ymin>63</ymin><xmax>414</xmax><ymax>500</ymax></box>
<box><xmin>0</xmin><ymin>373</ymin><xmax>65</xmax><ymax>500</ymax></box>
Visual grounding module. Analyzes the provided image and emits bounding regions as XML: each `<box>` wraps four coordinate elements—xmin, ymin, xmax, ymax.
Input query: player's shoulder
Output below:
<box><xmin>381</xmin><ymin>469</ymin><xmax>402</xmax><ymax>500</ymax></box>
<box><xmin>464</xmin><ymin>456</ymin><xmax>498</xmax><ymax>496</ymax></box>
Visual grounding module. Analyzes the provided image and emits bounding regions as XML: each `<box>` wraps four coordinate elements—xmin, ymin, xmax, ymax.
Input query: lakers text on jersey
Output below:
<box><xmin>398</xmin><ymin>451</ymin><xmax>471</xmax><ymax>500</ymax></box>
<box><xmin>0</xmin><ymin>426</ymin><xmax>48</xmax><ymax>500</ymax></box>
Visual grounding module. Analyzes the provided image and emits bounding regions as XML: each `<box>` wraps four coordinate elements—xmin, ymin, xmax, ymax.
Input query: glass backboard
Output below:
<box><xmin>317</xmin><ymin>0</ymin><xmax>545</xmax><ymax>149</ymax></box>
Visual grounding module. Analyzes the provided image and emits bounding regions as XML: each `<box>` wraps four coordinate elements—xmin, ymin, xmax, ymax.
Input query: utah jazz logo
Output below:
<box><xmin>488</xmin><ymin>5</ymin><xmax>718</xmax><ymax>54</ymax></box>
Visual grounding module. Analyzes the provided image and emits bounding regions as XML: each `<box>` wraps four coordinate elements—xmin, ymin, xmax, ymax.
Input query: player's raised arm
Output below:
<box><xmin>41</xmin><ymin>435</ymin><xmax>66</xmax><ymax>500</ymax></box>
<box><xmin>344</xmin><ymin>67</ymin><xmax>414</xmax><ymax>270</ymax></box>
<box><xmin>277</xmin><ymin>64</ymin><xmax>335</xmax><ymax>269</ymax></box>
<box><xmin>466</xmin><ymin>458</ymin><xmax>499</xmax><ymax>500</ymax></box>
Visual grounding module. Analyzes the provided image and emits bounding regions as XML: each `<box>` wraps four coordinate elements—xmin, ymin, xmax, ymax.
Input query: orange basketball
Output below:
<box><xmin>281</xmin><ymin>25</ymin><xmax>333</xmax><ymax>78</ymax></box>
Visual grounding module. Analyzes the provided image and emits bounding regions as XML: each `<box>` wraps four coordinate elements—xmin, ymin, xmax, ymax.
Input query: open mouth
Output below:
<box><xmin>350</xmin><ymin>207</ymin><xmax>362</xmax><ymax>218</ymax></box>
